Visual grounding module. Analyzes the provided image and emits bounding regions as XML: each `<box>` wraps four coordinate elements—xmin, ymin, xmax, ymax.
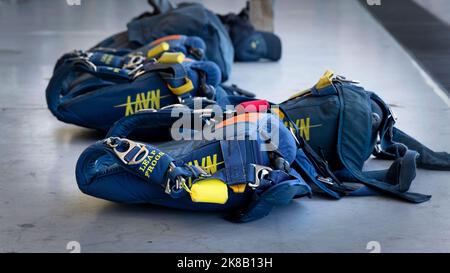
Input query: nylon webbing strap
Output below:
<box><xmin>138</xmin><ymin>62</ymin><xmax>194</xmax><ymax>97</ymax></box>
<box><xmin>220</xmin><ymin>140</ymin><xmax>247</xmax><ymax>185</ymax></box>
<box><xmin>336</xmin><ymin>84</ymin><xmax>431</xmax><ymax>203</ymax></box>
<box><xmin>393</xmin><ymin>127</ymin><xmax>450</xmax><ymax>171</ymax></box>
<box><xmin>104</xmin><ymin>138</ymin><xmax>174</xmax><ymax>187</ymax></box>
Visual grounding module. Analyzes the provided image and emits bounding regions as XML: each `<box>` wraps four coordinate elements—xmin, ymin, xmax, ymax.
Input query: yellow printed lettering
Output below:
<box><xmin>125</xmin><ymin>96</ymin><xmax>133</xmax><ymax>117</ymax></box>
<box><xmin>116</xmin><ymin>89</ymin><xmax>163</xmax><ymax>116</ymax></box>
<box><xmin>205</xmin><ymin>154</ymin><xmax>217</xmax><ymax>174</ymax></box>
<box><xmin>298</xmin><ymin>117</ymin><xmax>310</xmax><ymax>141</ymax></box>
<box><xmin>134</xmin><ymin>93</ymin><xmax>142</xmax><ymax>113</ymax></box>
<box><xmin>283</xmin><ymin>117</ymin><xmax>322</xmax><ymax>142</ymax></box>
<box><xmin>187</xmin><ymin>154</ymin><xmax>220</xmax><ymax>175</ymax></box>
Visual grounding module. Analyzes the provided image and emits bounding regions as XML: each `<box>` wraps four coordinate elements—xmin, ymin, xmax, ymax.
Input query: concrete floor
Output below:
<box><xmin>0</xmin><ymin>0</ymin><xmax>449</xmax><ymax>253</ymax></box>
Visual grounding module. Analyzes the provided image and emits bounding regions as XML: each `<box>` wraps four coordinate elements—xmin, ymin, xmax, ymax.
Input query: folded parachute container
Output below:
<box><xmin>274</xmin><ymin>70</ymin><xmax>450</xmax><ymax>202</ymax></box>
<box><xmin>93</xmin><ymin>2</ymin><xmax>234</xmax><ymax>81</ymax></box>
<box><xmin>54</xmin><ymin>34</ymin><xmax>207</xmax><ymax>74</ymax></box>
<box><xmin>76</xmin><ymin>109</ymin><xmax>312</xmax><ymax>222</ymax></box>
<box><xmin>46</xmin><ymin>51</ymin><xmax>224</xmax><ymax>131</ymax></box>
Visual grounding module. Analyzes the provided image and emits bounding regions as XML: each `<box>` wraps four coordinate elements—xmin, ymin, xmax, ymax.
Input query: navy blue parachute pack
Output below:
<box><xmin>55</xmin><ymin>34</ymin><xmax>208</xmax><ymax>73</ymax></box>
<box><xmin>92</xmin><ymin>1</ymin><xmax>282</xmax><ymax>81</ymax></box>
<box><xmin>46</xmin><ymin>36</ymin><xmax>251</xmax><ymax>131</ymax></box>
<box><xmin>218</xmin><ymin>2</ymin><xmax>282</xmax><ymax>62</ymax></box>
<box><xmin>93</xmin><ymin>2</ymin><xmax>234</xmax><ymax>81</ymax></box>
<box><xmin>44</xmin><ymin>0</ymin><xmax>450</xmax><ymax>222</ymax></box>
<box><xmin>277</xmin><ymin>70</ymin><xmax>450</xmax><ymax>201</ymax></box>
<box><xmin>48</xmin><ymin>52</ymin><xmax>450</xmax><ymax>220</ymax></box>
<box><xmin>76</xmin><ymin>109</ymin><xmax>312</xmax><ymax>222</ymax></box>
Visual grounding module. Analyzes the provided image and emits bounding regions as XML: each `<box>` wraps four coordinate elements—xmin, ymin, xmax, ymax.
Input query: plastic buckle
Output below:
<box><xmin>167</xmin><ymin>77</ymin><xmax>194</xmax><ymax>96</ymax></box>
<box><xmin>248</xmin><ymin>164</ymin><xmax>273</xmax><ymax>189</ymax></box>
<box><xmin>104</xmin><ymin>137</ymin><xmax>148</xmax><ymax>165</ymax></box>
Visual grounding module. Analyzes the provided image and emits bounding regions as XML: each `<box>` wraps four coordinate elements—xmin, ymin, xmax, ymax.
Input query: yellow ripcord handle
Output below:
<box><xmin>288</xmin><ymin>70</ymin><xmax>335</xmax><ymax>99</ymax></box>
<box><xmin>147</xmin><ymin>42</ymin><xmax>170</xmax><ymax>58</ymax></box>
<box><xmin>158</xmin><ymin>52</ymin><xmax>185</xmax><ymax>64</ymax></box>
<box><xmin>189</xmin><ymin>178</ymin><xmax>229</xmax><ymax>204</ymax></box>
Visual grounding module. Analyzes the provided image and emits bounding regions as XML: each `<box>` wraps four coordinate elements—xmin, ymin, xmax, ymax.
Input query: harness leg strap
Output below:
<box><xmin>392</xmin><ymin>127</ymin><xmax>450</xmax><ymax>171</ymax></box>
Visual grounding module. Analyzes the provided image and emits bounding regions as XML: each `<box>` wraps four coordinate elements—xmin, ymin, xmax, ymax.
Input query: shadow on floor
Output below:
<box><xmin>54</xmin><ymin>126</ymin><xmax>106</xmax><ymax>144</ymax></box>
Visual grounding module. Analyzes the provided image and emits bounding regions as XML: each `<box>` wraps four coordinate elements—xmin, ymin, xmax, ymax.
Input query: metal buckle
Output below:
<box><xmin>193</xmin><ymin>107</ymin><xmax>214</xmax><ymax>119</ymax></box>
<box><xmin>248</xmin><ymin>164</ymin><xmax>273</xmax><ymax>189</ymax></box>
<box><xmin>135</xmin><ymin>108</ymin><xmax>158</xmax><ymax>114</ymax></box>
<box><xmin>130</xmin><ymin>67</ymin><xmax>147</xmax><ymax>79</ymax></box>
<box><xmin>387</xmin><ymin>105</ymin><xmax>398</xmax><ymax>122</ymax></box>
<box><xmin>160</xmin><ymin>104</ymin><xmax>187</xmax><ymax>110</ymax></box>
<box><xmin>374</xmin><ymin>143</ymin><xmax>382</xmax><ymax>154</ymax></box>
<box><xmin>186</xmin><ymin>164</ymin><xmax>210</xmax><ymax>178</ymax></box>
<box><xmin>72</xmin><ymin>56</ymin><xmax>97</xmax><ymax>72</ymax></box>
<box><xmin>288</xmin><ymin>127</ymin><xmax>301</xmax><ymax>146</ymax></box>
<box><xmin>188</xmin><ymin>47</ymin><xmax>204</xmax><ymax>59</ymax></box>
<box><xmin>160</xmin><ymin>103</ymin><xmax>186</xmax><ymax>110</ymax></box>
<box><xmin>165</xmin><ymin>162</ymin><xmax>187</xmax><ymax>194</ymax></box>
<box><xmin>104</xmin><ymin>137</ymin><xmax>148</xmax><ymax>165</ymax></box>
<box><xmin>317</xmin><ymin>176</ymin><xmax>334</xmax><ymax>185</ymax></box>
<box><xmin>66</xmin><ymin>51</ymin><xmax>97</xmax><ymax>71</ymax></box>
<box><xmin>128</xmin><ymin>64</ymin><xmax>144</xmax><ymax>76</ymax></box>
<box><xmin>123</xmin><ymin>54</ymin><xmax>146</xmax><ymax>70</ymax></box>
<box><xmin>129</xmin><ymin>58</ymin><xmax>158</xmax><ymax>79</ymax></box>
<box><xmin>334</xmin><ymin>75</ymin><xmax>360</xmax><ymax>84</ymax></box>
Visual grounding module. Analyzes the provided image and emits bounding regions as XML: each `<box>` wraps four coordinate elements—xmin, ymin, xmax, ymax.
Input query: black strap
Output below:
<box><xmin>370</xmin><ymin>92</ymin><xmax>450</xmax><ymax>171</ymax></box>
<box><xmin>392</xmin><ymin>127</ymin><xmax>450</xmax><ymax>171</ymax></box>
<box><xmin>221</xmin><ymin>84</ymin><xmax>256</xmax><ymax>98</ymax></box>
<box><xmin>137</xmin><ymin>62</ymin><xmax>181</xmax><ymax>77</ymax></box>
<box><xmin>196</xmin><ymin>70</ymin><xmax>216</xmax><ymax>100</ymax></box>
